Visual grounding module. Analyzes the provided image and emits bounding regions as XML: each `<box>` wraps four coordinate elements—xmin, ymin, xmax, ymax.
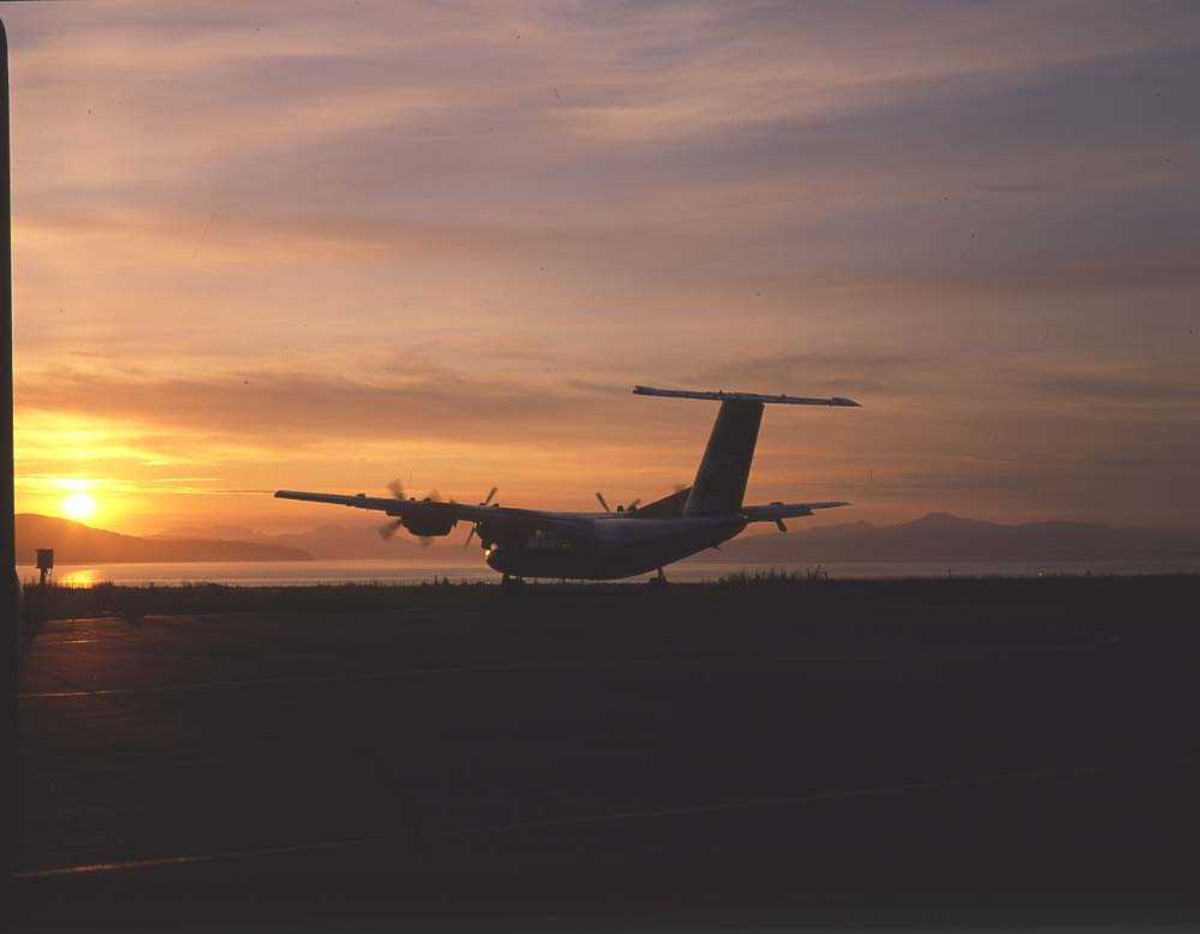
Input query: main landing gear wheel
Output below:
<box><xmin>501</xmin><ymin>574</ymin><xmax>525</xmax><ymax>590</ymax></box>
<box><xmin>648</xmin><ymin>568</ymin><xmax>669</xmax><ymax>587</ymax></box>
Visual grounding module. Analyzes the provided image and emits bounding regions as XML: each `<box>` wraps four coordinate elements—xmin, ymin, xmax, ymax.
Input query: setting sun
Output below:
<box><xmin>62</xmin><ymin>492</ymin><xmax>97</xmax><ymax>522</ymax></box>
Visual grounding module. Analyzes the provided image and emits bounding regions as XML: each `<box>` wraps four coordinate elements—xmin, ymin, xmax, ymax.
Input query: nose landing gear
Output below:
<box><xmin>648</xmin><ymin>567</ymin><xmax>669</xmax><ymax>588</ymax></box>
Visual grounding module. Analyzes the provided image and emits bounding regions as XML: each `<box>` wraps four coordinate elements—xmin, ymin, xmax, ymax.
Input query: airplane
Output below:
<box><xmin>275</xmin><ymin>385</ymin><xmax>860</xmax><ymax>585</ymax></box>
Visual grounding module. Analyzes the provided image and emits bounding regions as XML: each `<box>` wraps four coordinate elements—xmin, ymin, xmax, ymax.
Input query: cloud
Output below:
<box><xmin>5</xmin><ymin>1</ymin><xmax>1200</xmax><ymax>530</ymax></box>
<box><xmin>1033</xmin><ymin>372</ymin><xmax>1200</xmax><ymax>405</ymax></box>
<box><xmin>16</xmin><ymin>367</ymin><xmax>593</xmax><ymax>444</ymax></box>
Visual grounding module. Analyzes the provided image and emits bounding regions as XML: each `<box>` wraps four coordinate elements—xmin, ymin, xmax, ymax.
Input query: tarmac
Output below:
<box><xmin>11</xmin><ymin>577</ymin><xmax>1200</xmax><ymax>927</ymax></box>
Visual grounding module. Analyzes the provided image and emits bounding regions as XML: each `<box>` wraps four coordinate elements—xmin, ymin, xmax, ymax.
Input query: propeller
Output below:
<box><xmin>414</xmin><ymin>490</ymin><xmax>454</xmax><ymax>547</ymax></box>
<box><xmin>596</xmin><ymin>491</ymin><xmax>639</xmax><ymax>513</ymax></box>
<box><xmin>462</xmin><ymin>486</ymin><xmax>499</xmax><ymax>548</ymax></box>
<box><xmin>378</xmin><ymin>520</ymin><xmax>404</xmax><ymax>541</ymax></box>
<box><xmin>378</xmin><ymin>479</ymin><xmax>409</xmax><ymax>540</ymax></box>
<box><xmin>378</xmin><ymin>481</ymin><xmax>447</xmax><ymax>545</ymax></box>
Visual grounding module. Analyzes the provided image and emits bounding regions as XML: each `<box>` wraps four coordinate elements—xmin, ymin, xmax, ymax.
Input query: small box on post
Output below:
<box><xmin>35</xmin><ymin>549</ymin><xmax>54</xmax><ymax>586</ymax></box>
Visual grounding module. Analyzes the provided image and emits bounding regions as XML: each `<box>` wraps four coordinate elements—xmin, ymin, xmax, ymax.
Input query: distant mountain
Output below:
<box><xmin>160</xmin><ymin>519</ymin><xmax>474</xmax><ymax>561</ymax></box>
<box><xmin>255</xmin><ymin>522</ymin><xmax>433</xmax><ymax>560</ymax></box>
<box><xmin>151</xmin><ymin>523</ymin><xmax>266</xmax><ymax>541</ymax></box>
<box><xmin>28</xmin><ymin>511</ymin><xmax>1198</xmax><ymax>567</ymax></box>
<box><xmin>16</xmin><ymin>515</ymin><xmax>311</xmax><ymax>565</ymax></box>
<box><xmin>713</xmin><ymin>512</ymin><xmax>1200</xmax><ymax>563</ymax></box>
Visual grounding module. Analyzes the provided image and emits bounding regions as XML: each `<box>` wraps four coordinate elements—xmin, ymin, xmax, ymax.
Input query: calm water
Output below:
<box><xmin>17</xmin><ymin>557</ymin><xmax>1200</xmax><ymax>587</ymax></box>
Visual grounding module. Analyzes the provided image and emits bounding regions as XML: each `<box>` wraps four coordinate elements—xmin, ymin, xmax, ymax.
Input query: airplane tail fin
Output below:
<box><xmin>632</xmin><ymin>386</ymin><xmax>860</xmax><ymax>518</ymax></box>
<box><xmin>687</xmin><ymin>398</ymin><xmax>764</xmax><ymax>516</ymax></box>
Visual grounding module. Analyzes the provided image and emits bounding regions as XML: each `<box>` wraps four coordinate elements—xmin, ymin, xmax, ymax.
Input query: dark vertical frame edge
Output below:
<box><xmin>0</xmin><ymin>13</ymin><xmax>16</xmax><ymax>900</ymax></box>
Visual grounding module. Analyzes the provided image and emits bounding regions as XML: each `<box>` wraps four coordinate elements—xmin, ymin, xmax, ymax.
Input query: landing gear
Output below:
<box><xmin>501</xmin><ymin>573</ymin><xmax>525</xmax><ymax>590</ymax></box>
<box><xmin>648</xmin><ymin>568</ymin><xmax>669</xmax><ymax>588</ymax></box>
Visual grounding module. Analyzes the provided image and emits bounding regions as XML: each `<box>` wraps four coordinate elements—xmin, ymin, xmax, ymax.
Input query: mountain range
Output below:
<box><xmin>153</xmin><ymin>519</ymin><xmax>444</xmax><ymax>560</ymax></box>
<box><xmin>15</xmin><ymin>512</ymin><xmax>1200</xmax><ymax>566</ymax></box>
<box><xmin>154</xmin><ymin>512</ymin><xmax>1200</xmax><ymax>565</ymax></box>
<box><xmin>16</xmin><ymin>514</ymin><xmax>310</xmax><ymax>564</ymax></box>
<box><xmin>712</xmin><ymin>512</ymin><xmax>1200</xmax><ymax>563</ymax></box>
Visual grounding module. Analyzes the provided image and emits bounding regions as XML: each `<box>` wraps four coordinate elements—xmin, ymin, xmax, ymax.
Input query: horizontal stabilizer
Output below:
<box><xmin>633</xmin><ymin>386</ymin><xmax>860</xmax><ymax>407</ymax></box>
<box><xmin>743</xmin><ymin>501</ymin><xmax>851</xmax><ymax>522</ymax></box>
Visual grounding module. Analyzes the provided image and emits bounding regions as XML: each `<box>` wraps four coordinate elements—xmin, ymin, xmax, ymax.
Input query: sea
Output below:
<box><xmin>17</xmin><ymin>557</ymin><xmax>1200</xmax><ymax>588</ymax></box>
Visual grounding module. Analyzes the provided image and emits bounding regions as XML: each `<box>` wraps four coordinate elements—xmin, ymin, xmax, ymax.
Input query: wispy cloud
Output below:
<box><xmin>5</xmin><ymin>0</ymin><xmax>1200</xmax><ymax>531</ymax></box>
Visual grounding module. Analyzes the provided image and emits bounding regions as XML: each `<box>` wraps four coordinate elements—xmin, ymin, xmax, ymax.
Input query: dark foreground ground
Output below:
<box><xmin>11</xmin><ymin>576</ymin><xmax>1200</xmax><ymax>930</ymax></box>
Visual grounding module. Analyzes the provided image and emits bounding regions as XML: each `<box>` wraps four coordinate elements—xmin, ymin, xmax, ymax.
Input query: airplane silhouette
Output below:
<box><xmin>276</xmin><ymin>386</ymin><xmax>860</xmax><ymax>584</ymax></box>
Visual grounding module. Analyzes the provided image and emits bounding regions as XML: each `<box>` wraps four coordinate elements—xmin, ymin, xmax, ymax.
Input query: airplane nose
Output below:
<box><xmin>484</xmin><ymin>545</ymin><xmax>509</xmax><ymax>572</ymax></box>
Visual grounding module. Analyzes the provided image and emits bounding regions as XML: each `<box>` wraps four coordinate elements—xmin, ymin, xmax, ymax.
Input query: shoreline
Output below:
<box><xmin>20</xmin><ymin>570</ymin><xmax>1200</xmax><ymax>621</ymax></box>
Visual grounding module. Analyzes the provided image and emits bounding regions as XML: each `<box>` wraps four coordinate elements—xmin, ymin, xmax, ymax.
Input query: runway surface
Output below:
<box><xmin>12</xmin><ymin>578</ymin><xmax>1200</xmax><ymax>926</ymax></box>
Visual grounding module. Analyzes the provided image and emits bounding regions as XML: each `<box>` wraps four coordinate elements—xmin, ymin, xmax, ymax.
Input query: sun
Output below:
<box><xmin>62</xmin><ymin>492</ymin><xmax>97</xmax><ymax>522</ymax></box>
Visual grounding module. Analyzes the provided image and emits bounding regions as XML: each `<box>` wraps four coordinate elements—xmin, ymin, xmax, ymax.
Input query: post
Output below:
<box><xmin>36</xmin><ymin>549</ymin><xmax>52</xmax><ymax>587</ymax></box>
<box><xmin>1</xmin><ymin>17</ymin><xmax>17</xmax><ymax>889</ymax></box>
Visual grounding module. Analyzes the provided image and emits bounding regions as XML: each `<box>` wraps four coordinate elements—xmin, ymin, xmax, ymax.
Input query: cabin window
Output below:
<box><xmin>526</xmin><ymin>529</ymin><xmax>574</xmax><ymax>551</ymax></box>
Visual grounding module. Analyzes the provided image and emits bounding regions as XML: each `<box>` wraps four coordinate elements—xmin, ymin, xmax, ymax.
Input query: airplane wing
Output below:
<box><xmin>741</xmin><ymin>501</ymin><xmax>851</xmax><ymax>522</ymax></box>
<box><xmin>274</xmin><ymin>489</ymin><xmax>588</xmax><ymax>532</ymax></box>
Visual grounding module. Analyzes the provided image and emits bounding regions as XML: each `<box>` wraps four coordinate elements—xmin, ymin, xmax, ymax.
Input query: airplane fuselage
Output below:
<box><xmin>482</xmin><ymin>514</ymin><xmax>746</xmax><ymax>581</ymax></box>
<box><xmin>274</xmin><ymin>385</ymin><xmax>858</xmax><ymax>582</ymax></box>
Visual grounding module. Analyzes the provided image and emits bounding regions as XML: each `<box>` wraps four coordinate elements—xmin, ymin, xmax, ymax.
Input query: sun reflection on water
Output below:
<box><xmin>59</xmin><ymin>568</ymin><xmax>101</xmax><ymax>588</ymax></box>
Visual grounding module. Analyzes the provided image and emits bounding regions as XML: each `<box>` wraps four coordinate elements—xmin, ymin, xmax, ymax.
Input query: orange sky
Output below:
<box><xmin>5</xmin><ymin>1</ymin><xmax>1200</xmax><ymax>535</ymax></box>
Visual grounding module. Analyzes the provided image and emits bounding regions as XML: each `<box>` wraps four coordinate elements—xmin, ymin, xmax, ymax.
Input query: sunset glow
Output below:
<box><xmin>4</xmin><ymin>2</ymin><xmax>1198</xmax><ymax>536</ymax></box>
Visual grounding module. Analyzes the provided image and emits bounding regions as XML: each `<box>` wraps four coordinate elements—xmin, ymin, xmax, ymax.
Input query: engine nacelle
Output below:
<box><xmin>401</xmin><ymin>514</ymin><xmax>457</xmax><ymax>538</ymax></box>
